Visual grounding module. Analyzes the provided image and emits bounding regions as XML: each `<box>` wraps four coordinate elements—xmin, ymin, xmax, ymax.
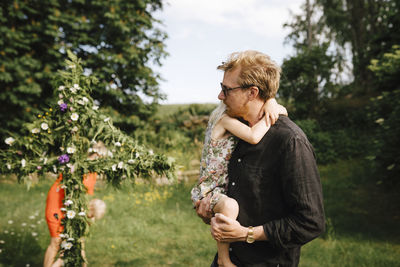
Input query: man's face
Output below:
<box><xmin>218</xmin><ymin>68</ymin><xmax>249</xmax><ymax>118</ymax></box>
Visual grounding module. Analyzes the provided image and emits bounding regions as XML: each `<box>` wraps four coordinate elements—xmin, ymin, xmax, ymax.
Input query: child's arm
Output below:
<box><xmin>219</xmin><ymin>115</ymin><xmax>270</xmax><ymax>145</ymax></box>
<box><xmin>262</xmin><ymin>98</ymin><xmax>288</xmax><ymax>125</ymax></box>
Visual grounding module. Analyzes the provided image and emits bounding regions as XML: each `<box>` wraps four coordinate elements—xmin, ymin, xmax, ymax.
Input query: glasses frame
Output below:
<box><xmin>220</xmin><ymin>83</ymin><xmax>254</xmax><ymax>97</ymax></box>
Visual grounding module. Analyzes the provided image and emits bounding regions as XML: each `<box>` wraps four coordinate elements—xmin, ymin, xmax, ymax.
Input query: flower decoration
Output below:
<box><xmin>60</xmin><ymin>103</ymin><xmax>68</xmax><ymax>112</ymax></box>
<box><xmin>70</xmin><ymin>113</ymin><xmax>79</xmax><ymax>121</ymax></box>
<box><xmin>41</xmin><ymin>123</ymin><xmax>49</xmax><ymax>130</ymax></box>
<box><xmin>66</xmin><ymin>210</ymin><xmax>76</xmax><ymax>219</ymax></box>
<box><xmin>5</xmin><ymin>137</ymin><xmax>15</xmax><ymax>146</ymax></box>
<box><xmin>31</xmin><ymin>128</ymin><xmax>40</xmax><ymax>134</ymax></box>
<box><xmin>58</xmin><ymin>154</ymin><xmax>70</xmax><ymax>164</ymax></box>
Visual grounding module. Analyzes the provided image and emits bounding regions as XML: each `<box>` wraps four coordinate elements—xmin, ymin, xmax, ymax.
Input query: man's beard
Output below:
<box><xmin>224</xmin><ymin>100</ymin><xmax>249</xmax><ymax>119</ymax></box>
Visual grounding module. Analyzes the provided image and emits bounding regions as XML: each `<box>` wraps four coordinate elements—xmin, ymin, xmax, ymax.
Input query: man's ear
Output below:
<box><xmin>248</xmin><ymin>86</ymin><xmax>259</xmax><ymax>100</ymax></box>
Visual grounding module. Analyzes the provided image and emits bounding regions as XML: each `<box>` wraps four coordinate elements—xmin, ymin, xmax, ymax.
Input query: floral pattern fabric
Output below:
<box><xmin>191</xmin><ymin>122</ymin><xmax>237</xmax><ymax>210</ymax></box>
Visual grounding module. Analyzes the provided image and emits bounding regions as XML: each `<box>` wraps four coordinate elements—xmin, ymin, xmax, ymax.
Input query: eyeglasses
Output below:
<box><xmin>220</xmin><ymin>83</ymin><xmax>254</xmax><ymax>97</ymax></box>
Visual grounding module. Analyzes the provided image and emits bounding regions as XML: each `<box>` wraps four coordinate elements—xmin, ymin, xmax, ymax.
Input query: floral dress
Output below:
<box><xmin>191</xmin><ymin>122</ymin><xmax>237</xmax><ymax>210</ymax></box>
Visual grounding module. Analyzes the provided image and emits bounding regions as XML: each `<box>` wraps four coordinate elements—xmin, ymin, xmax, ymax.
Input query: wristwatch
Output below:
<box><xmin>246</xmin><ymin>226</ymin><xmax>255</xmax><ymax>243</ymax></box>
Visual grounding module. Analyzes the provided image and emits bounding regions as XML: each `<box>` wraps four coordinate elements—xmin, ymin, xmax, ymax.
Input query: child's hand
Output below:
<box><xmin>262</xmin><ymin>98</ymin><xmax>288</xmax><ymax>125</ymax></box>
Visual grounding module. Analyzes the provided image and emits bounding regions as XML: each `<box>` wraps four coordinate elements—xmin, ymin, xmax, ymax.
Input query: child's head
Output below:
<box><xmin>88</xmin><ymin>199</ymin><xmax>106</xmax><ymax>220</ymax></box>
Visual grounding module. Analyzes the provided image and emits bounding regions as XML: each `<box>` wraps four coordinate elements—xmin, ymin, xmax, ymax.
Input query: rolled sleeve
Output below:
<box><xmin>263</xmin><ymin>135</ymin><xmax>325</xmax><ymax>250</ymax></box>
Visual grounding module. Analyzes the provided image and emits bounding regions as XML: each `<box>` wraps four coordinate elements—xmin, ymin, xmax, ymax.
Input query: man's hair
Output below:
<box><xmin>217</xmin><ymin>50</ymin><xmax>281</xmax><ymax>100</ymax></box>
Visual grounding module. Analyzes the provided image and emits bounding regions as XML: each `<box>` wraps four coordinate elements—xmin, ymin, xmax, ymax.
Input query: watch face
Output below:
<box><xmin>246</xmin><ymin>236</ymin><xmax>255</xmax><ymax>243</ymax></box>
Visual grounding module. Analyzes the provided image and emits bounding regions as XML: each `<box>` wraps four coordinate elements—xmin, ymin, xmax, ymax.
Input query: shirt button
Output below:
<box><xmin>238</xmin><ymin>158</ymin><xmax>241</xmax><ymax>162</ymax></box>
<box><xmin>232</xmin><ymin>182</ymin><xmax>235</xmax><ymax>186</ymax></box>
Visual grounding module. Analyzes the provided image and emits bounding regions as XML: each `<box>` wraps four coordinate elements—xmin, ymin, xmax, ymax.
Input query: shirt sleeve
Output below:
<box><xmin>263</xmin><ymin>135</ymin><xmax>325</xmax><ymax>249</ymax></box>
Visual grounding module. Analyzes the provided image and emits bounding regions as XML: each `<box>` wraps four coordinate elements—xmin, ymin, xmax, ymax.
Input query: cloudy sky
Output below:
<box><xmin>155</xmin><ymin>0</ymin><xmax>304</xmax><ymax>104</ymax></box>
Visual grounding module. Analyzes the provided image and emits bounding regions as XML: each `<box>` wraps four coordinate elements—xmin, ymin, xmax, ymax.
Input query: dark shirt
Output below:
<box><xmin>227</xmin><ymin>116</ymin><xmax>325</xmax><ymax>267</ymax></box>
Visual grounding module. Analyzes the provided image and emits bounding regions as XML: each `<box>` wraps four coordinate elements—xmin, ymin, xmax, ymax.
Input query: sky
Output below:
<box><xmin>155</xmin><ymin>0</ymin><xmax>304</xmax><ymax>104</ymax></box>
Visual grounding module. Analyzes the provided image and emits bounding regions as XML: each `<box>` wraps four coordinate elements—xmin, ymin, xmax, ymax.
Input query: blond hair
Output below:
<box><xmin>217</xmin><ymin>50</ymin><xmax>281</xmax><ymax>100</ymax></box>
<box><xmin>89</xmin><ymin>199</ymin><xmax>106</xmax><ymax>220</ymax></box>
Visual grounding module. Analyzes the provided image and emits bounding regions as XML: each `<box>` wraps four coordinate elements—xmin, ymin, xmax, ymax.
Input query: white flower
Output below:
<box><xmin>5</xmin><ymin>137</ymin><xmax>15</xmax><ymax>146</ymax></box>
<box><xmin>92</xmin><ymin>105</ymin><xmax>99</xmax><ymax>110</ymax></box>
<box><xmin>59</xmin><ymin>94</ymin><xmax>63</xmax><ymax>99</ymax></box>
<box><xmin>88</xmin><ymin>148</ymin><xmax>93</xmax><ymax>153</ymax></box>
<box><xmin>21</xmin><ymin>159</ymin><xmax>26</xmax><ymax>168</ymax></box>
<box><xmin>66</xmin><ymin>210</ymin><xmax>76</xmax><ymax>219</ymax></box>
<box><xmin>6</xmin><ymin>163</ymin><xmax>11</xmax><ymax>170</ymax></box>
<box><xmin>29</xmin><ymin>215</ymin><xmax>35</xmax><ymax>220</ymax></box>
<box><xmin>128</xmin><ymin>159</ymin><xmax>135</xmax><ymax>164</ymax></box>
<box><xmin>149</xmin><ymin>150</ymin><xmax>154</xmax><ymax>155</ymax></box>
<box><xmin>58</xmin><ymin>85</ymin><xmax>65</xmax><ymax>91</ymax></box>
<box><xmin>82</xmin><ymin>97</ymin><xmax>89</xmax><ymax>103</ymax></box>
<box><xmin>67</xmin><ymin>237</ymin><xmax>74</xmax><ymax>241</ymax></box>
<box><xmin>107</xmin><ymin>151</ymin><xmax>113</xmax><ymax>158</ymax></box>
<box><xmin>73</xmin><ymin>84</ymin><xmax>80</xmax><ymax>89</ymax></box>
<box><xmin>375</xmin><ymin>118</ymin><xmax>384</xmax><ymax>124</ymax></box>
<box><xmin>31</xmin><ymin>232</ymin><xmax>38</xmax><ymax>237</ymax></box>
<box><xmin>60</xmin><ymin>208</ymin><xmax>67</xmax><ymax>212</ymax></box>
<box><xmin>21</xmin><ymin>223</ymin><xmax>27</xmax><ymax>227</ymax></box>
<box><xmin>78</xmin><ymin>211</ymin><xmax>86</xmax><ymax>216</ymax></box>
<box><xmin>61</xmin><ymin>185</ymin><xmax>67</xmax><ymax>189</ymax></box>
<box><xmin>118</xmin><ymin>161</ymin><xmax>124</xmax><ymax>169</ymax></box>
<box><xmin>115</xmin><ymin>142</ymin><xmax>121</xmax><ymax>147</ymax></box>
<box><xmin>72</xmin><ymin>126</ymin><xmax>78</xmax><ymax>132</ymax></box>
<box><xmin>112</xmin><ymin>164</ymin><xmax>117</xmax><ymax>171</ymax></box>
<box><xmin>31</xmin><ymin>128</ymin><xmax>40</xmax><ymax>134</ymax></box>
<box><xmin>104</xmin><ymin>117</ymin><xmax>110</xmax><ymax>122</ymax></box>
<box><xmin>64</xmin><ymin>200</ymin><xmax>73</xmax><ymax>206</ymax></box>
<box><xmin>0</xmin><ymin>240</ymin><xmax>4</xmax><ymax>244</ymax></box>
<box><xmin>57</xmin><ymin>100</ymin><xmax>64</xmax><ymax>106</ymax></box>
<box><xmin>30</xmin><ymin>224</ymin><xmax>36</xmax><ymax>228</ymax></box>
<box><xmin>61</xmin><ymin>241</ymin><xmax>73</xmax><ymax>250</ymax></box>
<box><xmin>67</xmin><ymin>147</ymin><xmax>76</xmax><ymax>154</ymax></box>
<box><xmin>77</xmin><ymin>100</ymin><xmax>85</xmax><ymax>105</ymax></box>
<box><xmin>71</xmin><ymin>113</ymin><xmax>79</xmax><ymax>121</ymax></box>
<box><xmin>60</xmin><ymin>147</ymin><xmax>64</xmax><ymax>151</ymax></box>
<box><xmin>43</xmin><ymin>157</ymin><xmax>48</xmax><ymax>164</ymax></box>
<box><xmin>41</xmin><ymin>123</ymin><xmax>49</xmax><ymax>130</ymax></box>
<box><xmin>52</xmin><ymin>165</ymin><xmax>57</xmax><ymax>173</ymax></box>
<box><xmin>4</xmin><ymin>230</ymin><xmax>9</xmax><ymax>234</ymax></box>
<box><xmin>135</xmin><ymin>152</ymin><xmax>139</xmax><ymax>158</ymax></box>
<box><xmin>8</xmin><ymin>220</ymin><xmax>13</xmax><ymax>224</ymax></box>
<box><xmin>69</xmin><ymin>87</ymin><xmax>77</xmax><ymax>93</ymax></box>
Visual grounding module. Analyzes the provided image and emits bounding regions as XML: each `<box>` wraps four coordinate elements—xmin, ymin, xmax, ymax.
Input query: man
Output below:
<box><xmin>196</xmin><ymin>50</ymin><xmax>325</xmax><ymax>267</ymax></box>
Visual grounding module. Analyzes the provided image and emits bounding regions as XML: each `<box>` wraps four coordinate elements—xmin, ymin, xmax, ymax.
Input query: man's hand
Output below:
<box><xmin>210</xmin><ymin>213</ymin><xmax>247</xmax><ymax>243</ymax></box>
<box><xmin>195</xmin><ymin>194</ymin><xmax>213</xmax><ymax>224</ymax></box>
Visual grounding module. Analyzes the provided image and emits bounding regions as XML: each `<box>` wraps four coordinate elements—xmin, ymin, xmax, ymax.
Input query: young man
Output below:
<box><xmin>196</xmin><ymin>50</ymin><xmax>325</xmax><ymax>267</ymax></box>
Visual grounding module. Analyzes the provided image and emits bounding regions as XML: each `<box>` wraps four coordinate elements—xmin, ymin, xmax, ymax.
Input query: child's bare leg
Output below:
<box><xmin>213</xmin><ymin>196</ymin><xmax>239</xmax><ymax>267</ymax></box>
<box><xmin>44</xmin><ymin>237</ymin><xmax>62</xmax><ymax>267</ymax></box>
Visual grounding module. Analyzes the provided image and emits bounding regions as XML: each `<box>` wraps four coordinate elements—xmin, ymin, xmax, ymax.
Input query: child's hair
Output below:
<box><xmin>209</xmin><ymin>102</ymin><xmax>227</xmax><ymax>130</ymax></box>
<box><xmin>88</xmin><ymin>199</ymin><xmax>106</xmax><ymax>220</ymax></box>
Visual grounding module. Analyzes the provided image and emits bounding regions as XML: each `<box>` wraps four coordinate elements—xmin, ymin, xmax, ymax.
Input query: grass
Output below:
<box><xmin>0</xmin><ymin>160</ymin><xmax>399</xmax><ymax>266</ymax></box>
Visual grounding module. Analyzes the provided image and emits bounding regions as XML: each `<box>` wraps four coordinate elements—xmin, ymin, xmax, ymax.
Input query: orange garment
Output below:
<box><xmin>45</xmin><ymin>173</ymin><xmax>97</xmax><ymax>237</ymax></box>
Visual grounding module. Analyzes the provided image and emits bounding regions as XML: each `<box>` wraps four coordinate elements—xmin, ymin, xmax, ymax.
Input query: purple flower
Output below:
<box><xmin>59</xmin><ymin>103</ymin><xmax>68</xmax><ymax>112</ymax></box>
<box><xmin>58</xmin><ymin>154</ymin><xmax>70</xmax><ymax>164</ymax></box>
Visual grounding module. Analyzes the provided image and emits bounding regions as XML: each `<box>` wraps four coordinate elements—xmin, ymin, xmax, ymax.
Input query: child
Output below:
<box><xmin>43</xmin><ymin>172</ymin><xmax>106</xmax><ymax>267</ymax></box>
<box><xmin>191</xmin><ymin>99</ymin><xmax>287</xmax><ymax>267</ymax></box>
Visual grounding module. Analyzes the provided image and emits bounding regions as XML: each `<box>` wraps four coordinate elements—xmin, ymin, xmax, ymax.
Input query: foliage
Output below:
<box><xmin>0</xmin><ymin>0</ymin><xmax>167</xmax><ymax>143</ymax></box>
<box><xmin>1</xmin><ymin>159</ymin><xmax>400</xmax><ymax>266</ymax></box>
<box><xmin>0</xmin><ymin>51</ymin><xmax>175</xmax><ymax>266</ymax></box>
<box><xmin>367</xmin><ymin>45</ymin><xmax>400</xmax><ymax>185</ymax></box>
<box><xmin>134</xmin><ymin>103</ymin><xmax>216</xmax><ymax>169</ymax></box>
<box><xmin>316</xmin><ymin>0</ymin><xmax>400</xmax><ymax>92</ymax></box>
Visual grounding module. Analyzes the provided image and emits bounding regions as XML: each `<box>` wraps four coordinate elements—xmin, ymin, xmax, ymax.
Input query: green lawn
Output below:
<box><xmin>0</xmin><ymin>160</ymin><xmax>399</xmax><ymax>266</ymax></box>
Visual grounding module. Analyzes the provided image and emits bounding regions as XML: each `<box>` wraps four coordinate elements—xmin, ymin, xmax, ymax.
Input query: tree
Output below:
<box><xmin>0</xmin><ymin>0</ymin><xmax>167</xmax><ymax>144</ymax></box>
<box><xmin>1</xmin><ymin>51</ymin><xmax>175</xmax><ymax>266</ymax></box>
<box><xmin>280</xmin><ymin>0</ymin><xmax>340</xmax><ymax>119</ymax></box>
<box><xmin>316</xmin><ymin>0</ymin><xmax>400</xmax><ymax>94</ymax></box>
